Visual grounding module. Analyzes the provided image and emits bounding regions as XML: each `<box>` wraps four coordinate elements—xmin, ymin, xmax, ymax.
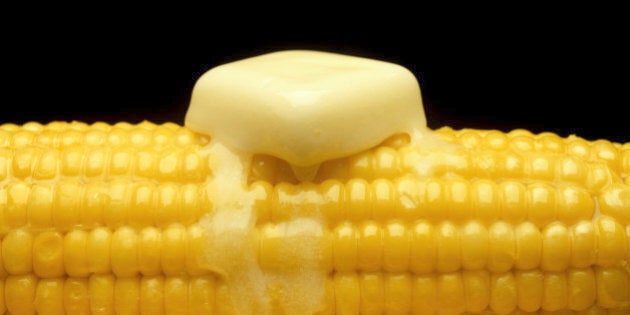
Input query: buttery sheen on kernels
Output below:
<box><xmin>1</xmin><ymin>51</ymin><xmax>629</xmax><ymax>314</ymax></box>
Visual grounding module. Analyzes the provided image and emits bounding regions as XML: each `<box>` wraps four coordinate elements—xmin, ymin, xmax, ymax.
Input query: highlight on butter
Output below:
<box><xmin>0</xmin><ymin>50</ymin><xmax>628</xmax><ymax>314</ymax></box>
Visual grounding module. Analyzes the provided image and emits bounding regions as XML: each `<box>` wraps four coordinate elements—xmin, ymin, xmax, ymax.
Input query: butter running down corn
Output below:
<box><xmin>0</xmin><ymin>50</ymin><xmax>629</xmax><ymax>314</ymax></box>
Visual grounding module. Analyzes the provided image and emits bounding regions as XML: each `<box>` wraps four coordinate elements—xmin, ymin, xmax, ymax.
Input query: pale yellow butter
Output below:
<box><xmin>185</xmin><ymin>50</ymin><xmax>426</xmax><ymax>168</ymax></box>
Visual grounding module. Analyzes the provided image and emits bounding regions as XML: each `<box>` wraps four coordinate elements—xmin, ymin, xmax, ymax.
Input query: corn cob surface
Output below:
<box><xmin>0</xmin><ymin>120</ymin><xmax>629</xmax><ymax>314</ymax></box>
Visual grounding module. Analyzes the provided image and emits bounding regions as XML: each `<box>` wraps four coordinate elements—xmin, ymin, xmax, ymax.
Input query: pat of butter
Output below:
<box><xmin>185</xmin><ymin>50</ymin><xmax>426</xmax><ymax>167</ymax></box>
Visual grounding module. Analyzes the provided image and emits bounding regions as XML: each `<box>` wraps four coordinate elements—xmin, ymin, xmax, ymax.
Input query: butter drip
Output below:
<box><xmin>197</xmin><ymin>142</ymin><xmax>328</xmax><ymax>314</ymax></box>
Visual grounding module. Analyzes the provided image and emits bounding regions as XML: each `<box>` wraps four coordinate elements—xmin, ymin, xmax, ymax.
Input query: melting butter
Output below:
<box><xmin>197</xmin><ymin>141</ymin><xmax>327</xmax><ymax>315</ymax></box>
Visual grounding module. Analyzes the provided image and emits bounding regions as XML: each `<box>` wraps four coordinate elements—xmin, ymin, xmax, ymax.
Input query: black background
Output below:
<box><xmin>2</xmin><ymin>11</ymin><xmax>627</xmax><ymax>143</ymax></box>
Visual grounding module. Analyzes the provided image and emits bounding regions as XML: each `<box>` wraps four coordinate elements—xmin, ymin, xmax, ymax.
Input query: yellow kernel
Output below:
<box><xmin>595</xmin><ymin>216</ymin><xmax>627</xmax><ymax>267</ymax></box>
<box><xmin>5</xmin><ymin>275</ymin><xmax>37</xmax><ymax>315</ymax></box>
<box><xmin>499</xmin><ymin>181</ymin><xmax>527</xmax><ymax>222</ymax></box>
<box><xmin>394</xmin><ymin>177</ymin><xmax>422</xmax><ymax>221</ymax></box>
<box><xmin>445</xmin><ymin>178</ymin><xmax>471</xmax><ymax>221</ymax></box>
<box><xmin>189</xmin><ymin>276</ymin><xmax>216</xmax><ymax>315</ymax></box>
<box><xmin>129</xmin><ymin>128</ymin><xmax>152</xmax><ymax>147</ymax></box>
<box><xmin>53</xmin><ymin>180</ymin><xmax>82</xmax><ymax>230</ymax></box>
<box><xmin>538</xmin><ymin>132</ymin><xmax>565</xmax><ymax>153</ymax></box>
<box><xmin>461</xmin><ymin>220</ymin><xmax>488</xmax><ymax>270</ymax></box>
<box><xmin>348</xmin><ymin>151</ymin><xmax>373</xmax><ymax>179</ymax></box>
<box><xmin>12</xmin><ymin>130</ymin><xmax>35</xmax><ymax>147</ymax></box>
<box><xmin>527</xmin><ymin>183</ymin><xmax>556</xmax><ymax>227</ymax></box>
<box><xmin>541</xmin><ymin>222</ymin><xmax>571</xmax><ymax>272</ymax></box>
<box><xmin>357</xmin><ymin>221</ymin><xmax>382</xmax><ymax>272</ymax></box>
<box><xmin>595</xmin><ymin>267</ymin><xmax>629</xmax><ymax>308</ymax></box>
<box><xmin>503</xmin><ymin>152</ymin><xmax>525</xmax><ymax>178</ymax></box>
<box><xmin>158</xmin><ymin>149</ymin><xmax>180</xmax><ymax>180</ymax></box>
<box><xmin>271</xmin><ymin>182</ymin><xmax>297</xmax><ymax>222</ymax></box>
<box><xmin>472</xmin><ymin>180</ymin><xmax>499</xmax><ymax>222</ymax></box>
<box><xmin>59</xmin><ymin>130</ymin><xmax>84</xmax><ymax>148</ymax></box>
<box><xmin>33</xmin><ymin>150</ymin><xmax>59</xmax><ymax>179</ymax></box>
<box><xmin>181</xmin><ymin>149</ymin><xmax>208</xmax><ymax>181</ymax></box>
<box><xmin>155</xmin><ymin>183</ymin><xmax>179</xmax><ymax>226</ymax></box>
<box><xmin>511</xmin><ymin>135</ymin><xmax>536</xmax><ymax>151</ymax></box>
<box><xmin>136</xmin><ymin>150</ymin><xmax>157</xmax><ymax>178</ymax></box>
<box><xmin>599</xmin><ymin>184</ymin><xmax>630</xmax><ymax>224</ymax></box>
<box><xmin>84</xmin><ymin>129</ymin><xmax>107</xmax><ymax>146</ymax></box>
<box><xmin>83</xmin><ymin>182</ymin><xmax>106</xmax><ymax>226</ymax></box>
<box><xmin>32</xmin><ymin>231</ymin><xmax>64</xmax><ymax>278</ymax></box>
<box><xmin>111</xmin><ymin>226</ymin><xmax>139</xmax><ymax>277</ymax></box>
<box><xmin>557</xmin><ymin>186</ymin><xmax>594</xmax><ymax>223</ymax></box>
<box><xmin>60</xmin><ymin>146</ymin><xmax>84</xmax><ymax>176</ymax></box>
<box><xmin>383</xmin><ymin>221</ymin><xmax>410</xmax><ymax>273</ymax></box>
<box><xmin>570</xmin><ymin>221</ymin><xmax>597</xmax><ymax>268</ymax></box>
<box><xmin>542</xmin><ymin>272</ymin><xmax>568</xmax><ymax>311</ymax></box>
<box><xmin>359</xmin><ymin>273</ymin><xmax>384</xmax><ymax>315</ymax></box>
<box><xmin>437</xmin><ymin>273</ymin><xmax>465</xmax><ymax>314</ymax></box>
<box><xmin>138</xmin><ymin>227</ymin><xmax>162</xmax><ymax>276</ymax></box>
<box><xmin>488</xmin><ymin>221</ymin><xmax>515</xmax><ymax>273</ymax></box>
<box><xmin>483</xmin><ymin>130</ymin><xmax>509</xmax><ymax>150</ymax></box>
<box><xmin>514</xmin><ymin>222</ymin><xmax>542</xmax><ymax>270</ymax></box>
<box><xmin>109</xmin><ymin>148</ymin><xmax>134</xmax><ymax>176</ymax></box>
<box><xmin>129</xmin><ymin>182</ymin><xmax>154</xmax><ymax>226</ymax></box>
<box><xmin>107</xmin><ymin>128</ymin><xmax>128</xmax><ymax>147</ymax></box>
<box><xmin>0</xmin><ymin>148</ymin><xmax>10</xmax><ymax>180</ymax></box>
<box><xmin>515</xmin><ymin>270</ymin><xmax>543</xmax><ymax>312</ymax></box>
<box><xmin>140</xmin><ymin>276</ymin><xmax>165</xmax><ymax>315</ymax></box>
<box><xmin>22</xmin><ymin>121</ymin><xmax>44</xmax><ymax>132</ymax></box>
<box><xmin>186</xmin><ymin>225</ymin><xmax>208</xmax><ymax>276</ymax></box>
<box><xmin>26</xmin><ymin>184</ymin><xmax>53</xmax><ymax>228</ymax></box>
<box><xmin>567</xmin><ymin>268</ymin><xmax>596</xmax><ymax>311</ymax></box>
<box><xmin>411</xmin><ymin>275</ymin><xmax>437</xmax><ymax>314</ymax></box>
<box><xmin>64</xmin><ymin>230</ymin><xmax>89</xmax><ymax>277</ymax></box>
<box><xmin>459</xmin><ymin>129</ymin><xmax>483</xmax><ymax>148</ymax></box>
<box><xmin>85</xmin><ymin>148</ymin><xmax>107</xmax><ymax>177</ymax></box>
<box><xmin>319</xmin><ymin>180</ymin><xmax>344</xmax><ymax>226</ymax></box>
<box><xmin>557</xmin><ymin>156</ymin><xmax>587</xmax><ymax>183</ymax></box>
<box><xmin>436</xmin><ymin>221</ymin><xmax>461</xmax><ymax>273</ymax></box>
<box><xmin>2</xmin><ymin>228</ymin><xmax>33</xmax><ymax>275</ymax></box>
<box><xmin>527</xmin><ymin>154</ymin><xmax>555</xmax><ymax>181</ymax></box>
<box><xmin>333</xmin><ymin>222</ymin><xmax>358</xmax><ymax>272</ymax></box>
<box><xmin>249</xmin><ymin>181</ymin><xmax>272</xmax><ymax>223</ymax></box>
<box><xmin>586</xmin><ymin>163</ymin><xmax>614</xmax><ymax>192</ymax></box>
<box><xmin>64</xmin><ymin>278</ymin><xmax>90</xmax><ymax>315</ymax></box>
<box><xmin>410</xmin><ymin>220</ymin><xmax>436</xmax><ymax>274</ymax></box>
<box><xmin>424</xmin><ymin>178</ymin><xmax>445</xmax><ymax>220</ymax></box>
<box><xmin>114</xmin><ymin>277</ymin><xmax>140</xmax><ymax>315</ymax></box>
<box><xmin>373</xmin><ymin>146</ymin><xmax>399</xmax><ymax>178</ymax></box>
<box><xmin>89</xmin><ymin>274</ymin><xmax>115</xmax><ymax>315</ymax></box>
<box><xmin>5</xmin><ymin>181</ymin><xmax>30</xmax><ymax>227</ymax></box>
<box><xmin>162</xmin><ymin>223</ymin><xmax>187</xmax><ymax>276</ymax></box>
<box><xmin>334</xmin><ymin>272</ymin><xmax>360</xmax><ymax>315</ymax></box>
<box><xmin>35</xmin><ymin>278</ymin><xmax>64</xmax><ymax>315</ymax></box>
<box><xmin>463</xmin><ymin>270</ymin><xmax>490</xmax><ymax>313</ymax></box>
<box><xmin>473</xmin><ymin>151</ymin><xmax>503</xmax><ymax>178</ymax></box>
<box><xmin>87</xmin><ymin>227</ymin><xmax>112</xmax><ymax>274</ymax></box>
<box><xmin>490</xmin><ymin>272</ymin><xmax>517</xmax><ymax>314</ymax></box>
<box><xmin>384</xmin><ymin>273</ymin><xmax>412</xmax><ymax>315</ymax></box>
<box><xmin>566</xmin><ymin>137</ymin><xmax>590</xmax><ymax>159</ymax></box>
<box><xmin>346</xmin><ymin>179</ymin><xmax>371</xmax><ymax>221</ymax></box>
<box><xmin>593</xmin><ymin>140</ymin><xmax>620</xmax><ymax>172</ymax></box>
<box><xmin>371</xmin><ymin>179</ymin><xmax>395</xmax><ymax>222</ymax></box>
<box><xmin>153</xmin><ymin>126</ymin><xmax>175</xmax><ymax>147</ymax></box>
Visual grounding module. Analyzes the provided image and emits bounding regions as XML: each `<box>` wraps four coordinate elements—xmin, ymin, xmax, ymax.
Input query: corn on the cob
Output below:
<box><xmin>1</xmin><ymin>50</ymin><xmax>629</xmax><ymax>314</ymax></box>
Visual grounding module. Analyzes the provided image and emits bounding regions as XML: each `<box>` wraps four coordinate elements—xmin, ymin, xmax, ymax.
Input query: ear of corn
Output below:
<box><xmin>0</xmin><ymin>121</ymin><xmax>629</xmax><ymax>314</ymax></box>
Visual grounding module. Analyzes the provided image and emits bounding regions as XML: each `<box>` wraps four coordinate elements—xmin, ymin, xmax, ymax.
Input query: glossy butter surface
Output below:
<box><xmin>185</xmin><ymin>50</ymin><xmax>426</xmax><ymax>167</ymax></box>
